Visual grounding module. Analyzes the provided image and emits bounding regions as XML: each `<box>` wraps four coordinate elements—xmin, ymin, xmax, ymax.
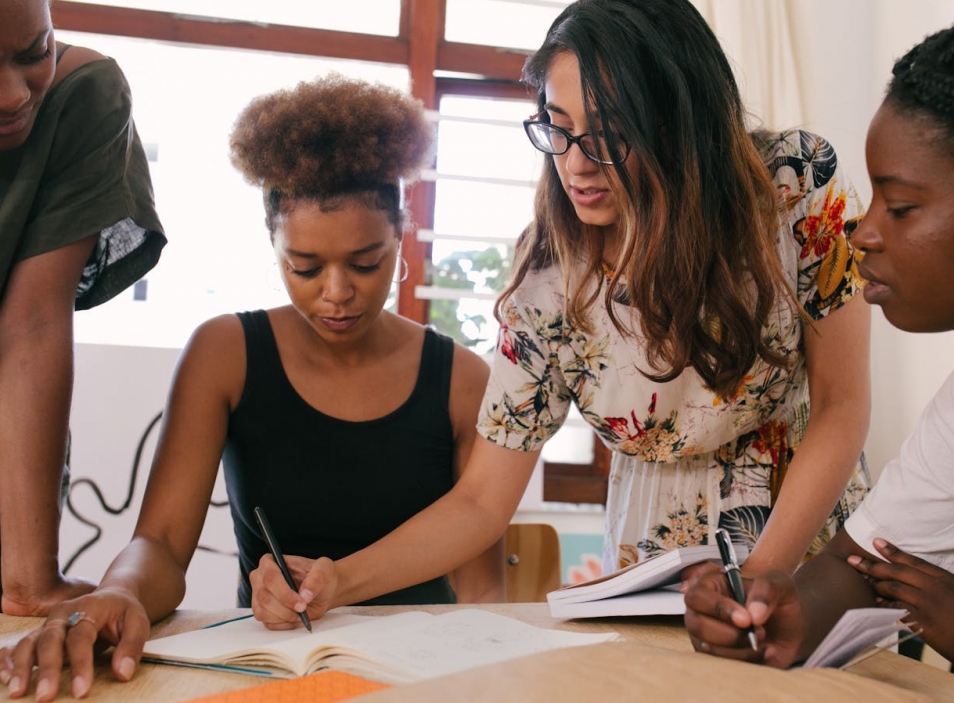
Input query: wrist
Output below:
<box><xmin>1</xmin><ymin>554</ymin><xmax>62</xmax><ymax>596</ymax></box>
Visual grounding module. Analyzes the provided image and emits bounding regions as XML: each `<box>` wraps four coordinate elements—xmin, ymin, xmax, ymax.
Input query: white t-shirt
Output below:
<box><xmin>845</xmin><ymin>368</ymin><xmax>954</xmax><ymax>572</ymax></box>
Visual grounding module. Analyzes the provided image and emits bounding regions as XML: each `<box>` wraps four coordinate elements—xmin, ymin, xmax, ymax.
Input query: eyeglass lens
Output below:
<box><xmin>525</xmin><ymin>122</ymin><xmax>623</xmax><ymax>164</ymax></box>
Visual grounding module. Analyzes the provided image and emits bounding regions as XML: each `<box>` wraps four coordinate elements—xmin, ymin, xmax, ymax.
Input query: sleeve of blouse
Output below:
<box><xmin>788</xmin><ymin>130</ymin><xmax>866</xmax><ymax>321</ymax></box>
<box><xmin>476</xmin><ymin>282</ymin><xmax>573</xmax><ymax>452</ymax></box>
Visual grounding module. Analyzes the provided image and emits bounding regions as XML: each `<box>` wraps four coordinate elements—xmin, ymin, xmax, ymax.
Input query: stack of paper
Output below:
<box><xmin>547</xmin><ymin>543</ymin><xmax>749</xmax><ymax>619</ymax></box>
<box><xmin>802</xmin><ymin>608</ymin><xmax>909</xmax><ymax>669</ymax></box>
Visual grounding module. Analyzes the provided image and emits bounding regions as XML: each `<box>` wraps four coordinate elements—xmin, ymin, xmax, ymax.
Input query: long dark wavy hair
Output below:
<box><xmin>885</xmin><ymin>25</ymin><xmax>954</xmax><ymax>140</ymax></box>
<box><xmin>497</xmin><ymin>0</ymin><xmax>793</xmax><ymax>400</ymax></box>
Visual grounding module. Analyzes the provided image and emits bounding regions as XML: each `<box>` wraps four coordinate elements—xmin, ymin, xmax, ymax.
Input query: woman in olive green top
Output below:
<box><xmin>0</xmin><ymin>0</ymin><xmax>165</xmax><ymax>616</ymax></box>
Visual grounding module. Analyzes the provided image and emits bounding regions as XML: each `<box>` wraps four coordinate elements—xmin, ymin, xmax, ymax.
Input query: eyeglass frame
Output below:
<box><xmin>522</xmin><ymin>112</ymin><xmax>631</xmax><ymax>166</ymax></box>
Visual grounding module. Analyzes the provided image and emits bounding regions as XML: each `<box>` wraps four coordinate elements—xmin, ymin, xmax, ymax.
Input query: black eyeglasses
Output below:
<box><xmin>523</xmin><ymin>114</ymin><xmax>630</xmax><ymax>165</ymax></box>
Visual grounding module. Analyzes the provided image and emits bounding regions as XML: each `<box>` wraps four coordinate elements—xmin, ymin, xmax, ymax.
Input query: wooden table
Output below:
<box><xmin>0</xmin><ymin>604</ymin><xmax>950</xmax><ymax>702</ymax></box>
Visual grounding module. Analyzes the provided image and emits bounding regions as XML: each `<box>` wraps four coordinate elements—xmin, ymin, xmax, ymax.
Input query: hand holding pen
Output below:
<box><xmin>254</xmin><ymin>506</ymin><xmax>313</xmax><ymax>632</ymax></box>
<box><xmin>714</xmin><ymin>528</ymin><xmax>758</xmax><ymax>651</ymax></box>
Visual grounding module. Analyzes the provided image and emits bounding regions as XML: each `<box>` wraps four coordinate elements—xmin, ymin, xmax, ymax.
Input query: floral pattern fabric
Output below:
<box><xmin>479</xmin><ymin>130</ymin><xmax>871</xmax><ymax>573</ymax></box>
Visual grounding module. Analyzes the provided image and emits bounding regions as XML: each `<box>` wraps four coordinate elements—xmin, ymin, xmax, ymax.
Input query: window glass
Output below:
<box><xmin>444</xmin><ymin>0</ymin><xmax>571</xmax><ymax>51</ymax></box>
<box><xmin>63</xmin><ymin>0</ymin><xmax>402</xmax><ymax>36</ymax></box>
<box><xmin>426</xmin><ymin>95</ymin><xmax>540</xmax><ymax>354</ymax></box>
<box><xmin>58</xmin><ymin>30</ymin><xmax>409</xmax><ymax>348</ymax></box>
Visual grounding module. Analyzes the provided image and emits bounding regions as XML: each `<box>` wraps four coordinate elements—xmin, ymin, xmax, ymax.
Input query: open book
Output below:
<box><xmin>802</xmin><ymin>607</ymin><xmax>910</xmax><ymax>669</ymax></box>
<box><xmin>547</xmin><ymin>543</ymin><xmax>748</xmax><ymax>619</ymax></box>
<box><xmin>142</xmin><ymin>609</ymin><xmax>621</xmax><ymax>684</ymax></box>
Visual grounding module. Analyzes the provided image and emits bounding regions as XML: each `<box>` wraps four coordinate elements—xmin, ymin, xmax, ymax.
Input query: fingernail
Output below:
<box><xmin>0</xmin><ymin>668</ymin><xmax>10</xmax><ymax>685</ymax></box>
<box><xmin>294</xmin><ymin>601</ymin><xmax>306</xmax><ymax>613</ymax></box>
<box><xmin>35</xmin><ymin>678</ymin><xmax>51</xmax><ymax>701</ymax></box>
<box><xmin>72</xmin><ymin>675</ymin><xmax>90</xmax><ymax>698</ymax></box>
<box><xmin>748</xmin><ymin>602</ymin><xmax>769</xmax><ymax>622</ymax></box>
<box><xmin>299</xmin><ymin>589</ymin><xmax>314</xmax><ymax>602</ymax></box>
<box><xmin>118</xmin><ymin>656</ymin><xmax>136</xmax><ymax>681</ymax></box>
<box><xmin>847</xmin><ymin>555</ymin><xmax>861</xmax><ymax>566</ymax></box>
<box><xmin>873</xmin><ymin>537</ymin><xmax>887</xmax><ymax>549</ymax></box>
<box><xmin>9</xmin><ymin>676</ymin><xmax>22</xmax><ymax>695</ymax></box>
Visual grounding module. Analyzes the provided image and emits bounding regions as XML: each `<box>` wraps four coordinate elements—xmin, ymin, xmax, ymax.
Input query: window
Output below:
<box><xmin>64</xmin><ymin>0</ymin><xmax>403</xmax><ymax>35</ymax></box>
<box><xmin>59</xmin><ymin>30</ymin><xmax>409</xmax><ymax>348</ymax></box>
<box><xmin>444</xmin><ymin>0</ymin><xmax>572</xmax><ymax>51</ymax></box>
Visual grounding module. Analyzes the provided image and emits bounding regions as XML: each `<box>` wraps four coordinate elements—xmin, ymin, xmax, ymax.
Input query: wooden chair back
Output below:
<box><xmin>505</xmin><ymin>523</ymin><xmax>562</xmax><ymax>603</ymax></box>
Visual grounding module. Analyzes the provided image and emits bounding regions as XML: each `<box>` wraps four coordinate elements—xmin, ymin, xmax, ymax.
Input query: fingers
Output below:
<box><xmin>684</xmin><ymin>564</ymin><xmax>754</xmax><ymax>629</ymax></box>
<box><xmin>109</xmin><ymin>607</ymin><xmax>152</xmax><ymax>686</ymax></box>
<box><xmin>687</xmin><ymin>632</ymin><xmax>766</xmax><ymax>663</ymax></box>
<box><xmin>297</xmin><ymin>557</ymin><xmax>336</xmax><ymax>617</ymax></box>
<box><xmin>9</xmin><ymin>615</ymin><xmax>74</xmax><ymax>701</ymax></box>
<box><xmin>684</xmin><ymin>565</ymin><xmax>760</xmax><ymax>654</ymax></box>
<box><xmin>744</xmin><ymin>571</ymin><xmax>794</xmax><ymax>627</ymax></box>
<box><xmin>250</xmin><ymin>554</ymin><xmax>312</xmax><ymax>629</ymax></box>
<box><xmin>0</xmin><ymin>646</ymin><xmax>13</xmax><ymax>686</ymax></box>
<box><xmin>60</xmin><ymin>614</ymin><xmax>101</xmax><ymax>699</ymax></box>
<box><xmin>847</xmin><ymin>554</ymin><xmax>928</xmax><ymax>592</ymax></box>
<box><xmin>5</xmin><ymin>593</ymin><xmax>150</xmax><ymax>701</ymax></box>
<box><xmin>874</xmin><ymin>538</ymin><xmax>947</xmax><ymax>580</ymax></box>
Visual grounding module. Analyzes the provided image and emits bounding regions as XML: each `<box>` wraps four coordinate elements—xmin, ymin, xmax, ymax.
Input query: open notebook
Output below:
<box><xmin>142</xmin><ymin>609</ymin><xmax>621</xmax><ymax>684</ymax></box>
<box><xmin>547</xmin><ymin>543</ymin><xmax>749</xmax><ymax>618</ymax></box>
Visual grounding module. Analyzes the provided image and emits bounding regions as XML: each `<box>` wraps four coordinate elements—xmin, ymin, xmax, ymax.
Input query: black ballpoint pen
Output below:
<box><xmin>714</xmin><ymin>528</ymin><xmax>757</xmax><ymax>651</ymax></box>
<box><xmin>254</xmin><ymin>506</ymin><xmax>313</xmax><ymax>632</ymax></box>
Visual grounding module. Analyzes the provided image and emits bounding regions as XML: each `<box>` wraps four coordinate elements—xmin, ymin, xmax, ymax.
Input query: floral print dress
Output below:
<box><xmin>478</xmin><ymin>130</ymin><xmax>871</xmax><ymax>573</ymax></box>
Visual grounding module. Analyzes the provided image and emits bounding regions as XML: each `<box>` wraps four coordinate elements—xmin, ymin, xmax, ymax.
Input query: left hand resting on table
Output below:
<box><xmin>0</xmin><ymin>587</ymin><xmax>151</xmax><ymax>701</ymax></box>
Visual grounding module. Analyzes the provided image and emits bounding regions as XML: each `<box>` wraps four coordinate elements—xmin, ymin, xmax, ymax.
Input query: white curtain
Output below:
<box><xmin>691</xmin><ymin>0</ymin><xmax>804</xmax><ymax>131</ymax></box>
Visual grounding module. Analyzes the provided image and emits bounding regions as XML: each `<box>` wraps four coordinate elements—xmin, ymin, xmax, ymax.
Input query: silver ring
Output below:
<box><xmin>66</xmin><ymin>611</ymin><xmax>96</xmax><ymax>629</ymax></box>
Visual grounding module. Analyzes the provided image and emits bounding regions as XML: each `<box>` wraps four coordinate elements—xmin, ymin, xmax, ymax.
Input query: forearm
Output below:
<box><xmin>790</xmin><ymin>538</ymin><xmax>878</xmax><ymax>660</ymax></box>
<box><xmin>334</xmin><ymin>490</ymin><xmax>510</xmax><ymax>607</ymax></box>
<box><xmin>0</xmin><ymin>321</ymin><xmax>74</xmax><ymax>597</ymax></box>
<box><xmin>452</xmin><ymin>536</ymin><xmax>507</xmax><ymax>603</ymax></box>
<box><xmin>743</xmin><ymin>406</ymin><xmax>867</xmax><ymax>575</ymax></box>
<box><xmin>97</xmin><ymin>535</ymin><xmax>188</xmax><ymax>622</ymax></box>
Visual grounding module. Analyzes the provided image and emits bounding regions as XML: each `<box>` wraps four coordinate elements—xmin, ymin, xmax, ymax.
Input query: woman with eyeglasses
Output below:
<box><xmin>491</xmin><ymin>0</ymin><xmax>871</xmax><ymax>578</ymax></box>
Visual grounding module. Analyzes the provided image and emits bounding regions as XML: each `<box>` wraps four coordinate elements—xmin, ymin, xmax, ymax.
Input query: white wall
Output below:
<box><xmin>62</xmin><ymin>344</ymin><xmax>238</xmax><ymax>609</ymax></box>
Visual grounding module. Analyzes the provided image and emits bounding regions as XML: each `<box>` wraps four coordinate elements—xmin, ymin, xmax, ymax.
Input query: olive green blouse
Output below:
<box><xmin>0</xmin><ymin>57</ymin><xmax>165</xmax><ymax>309</ymax></box>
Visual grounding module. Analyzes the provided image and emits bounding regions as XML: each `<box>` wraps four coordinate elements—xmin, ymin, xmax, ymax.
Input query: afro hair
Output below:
<box><xmin>230</xmin><ymin>73</ymin><xmax>434</xmax><ymax>198</ymax></box>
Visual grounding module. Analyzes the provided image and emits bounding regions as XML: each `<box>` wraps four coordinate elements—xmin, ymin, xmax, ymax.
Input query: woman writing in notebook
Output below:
<box><xmin>2</xmin><ymin>75</ymin><xmax>501</xmax><ymax>701</ymax></box>
<box><xmin>0</xmin><ymin>0</ymin><xmax>165</xmax><ymax>617</ymax></box>
<box><xmin>684</xmin><ymin>24</ymin><xmax>954</xmax><ymax>667</ymax></box>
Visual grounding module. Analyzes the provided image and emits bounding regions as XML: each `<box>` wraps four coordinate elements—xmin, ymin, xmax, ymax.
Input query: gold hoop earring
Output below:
<box><xmin>394</xmin><ymin>256</ymin><xmax>409</xmax><ymax>283</ymax></box>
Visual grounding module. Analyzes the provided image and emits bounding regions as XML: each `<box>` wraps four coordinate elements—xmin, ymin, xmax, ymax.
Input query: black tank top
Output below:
<box><xmin>224</xmin><ymin>310</ymin><xmax>457</xmax><ymax>606</ymax></box>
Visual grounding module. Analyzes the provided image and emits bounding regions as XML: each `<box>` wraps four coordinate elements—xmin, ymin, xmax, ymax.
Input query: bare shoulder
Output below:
<box><xmin>184</xmin><ymin>314</ymin><xmax>245</xmax><ymax>356</ymax></box>
<box><xmin>175</xmin><ymin>314</ymin><xmax>247</xmax><ymax>407</ymax></box>
<box><xmin>451</xmin><ymin>343</ymin><xmax>491</xmax><ymax>388</ymax></box>
<box><xmin>52</xmin><ymin>44</ymin><xmax>108</xmax><ymax>87</ymax></box>
<box><xmin>448</xmin><ymin>341</ymin><xmax>490</xmax><ymax>435</ymax></box>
